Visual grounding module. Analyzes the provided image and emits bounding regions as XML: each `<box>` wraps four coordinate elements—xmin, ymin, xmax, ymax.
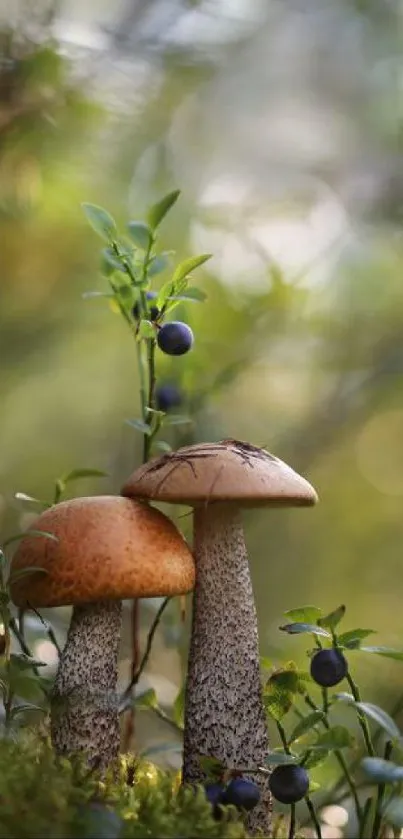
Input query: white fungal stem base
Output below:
<box><xmin>183</xmin><ymin>504</ymin><xmax>271</xmax><ymax>835</ymax></box>
<box><xmin>51</xmin><ymin>600</ymin><xmax>122</xmax><ymax>769</ymax></box>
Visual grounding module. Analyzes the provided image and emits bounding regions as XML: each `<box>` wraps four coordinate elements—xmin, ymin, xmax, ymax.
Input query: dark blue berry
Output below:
<box><xmin>222</xmin><ymin>778</ymin><xmax>261</xmax><ymax>812</ymax></box>
<box><xmin>155</xmin><ymin>384</ymin><xmax>182</xmax><ymax>412</ymax></box>
<box><xmin>132</xmin><ymin>291</ymin><xmax>159</xmax><ymax>321</ymax></box>
<box><xmin>204</xmin><ymin>783</ymin><xmax>226</xmax><ymax>820</ymax></box>
<box><xmin>269</xmin><ymin>765</ymin><xmax>309</xmax><ymax>804</ymax></box>
<box><xmin>157</xmin><ymin>321</ymin><xmax>193</xmax><ymax>356</ymax></box>
<box><xmin>310</xmin><ymin>648</ymin><xmax>348</xmax><ymax>688</ymax></box>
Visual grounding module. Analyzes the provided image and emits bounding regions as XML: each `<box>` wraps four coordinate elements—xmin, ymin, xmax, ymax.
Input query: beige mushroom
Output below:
<box><xmin>121</xmin><ymin>439</ymin><xmax>318</xmax><ymax>835</ymax></box>
<box><xmin>10</xmin><ymin>495</ymin><xmax>195</xmax><ymax>768</ymax></box>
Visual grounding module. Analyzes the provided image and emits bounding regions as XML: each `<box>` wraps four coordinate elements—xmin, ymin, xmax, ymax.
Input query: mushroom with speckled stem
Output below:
<box><xmin>121</xmin><ymin>440</ymin><xmax>318</xmax><ymax>836</ymax></box>
<box><xmin>10</xmin><ymin>495</ymin><xmax>195</xmax><ymax>769</ymax></box>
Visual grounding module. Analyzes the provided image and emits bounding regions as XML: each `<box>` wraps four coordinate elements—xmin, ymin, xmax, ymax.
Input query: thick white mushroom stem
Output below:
<box><xmin>183</xmin><ymin>504</ymin><xmax>271</xmax><ymax>835</ymax></box>
<box><xmin>51</xmin><ymin>600</ymin><xmax>122</xmax><ymax>769</ymax></box>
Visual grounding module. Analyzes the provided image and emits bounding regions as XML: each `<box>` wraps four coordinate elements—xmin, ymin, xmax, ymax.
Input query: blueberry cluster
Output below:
<box><xmin>132</xmin><ymin>292</ymin><xmax>194</xmax><ymax>356</ymax></box>
<box><xmin>204</xmin><ymin>777</ymin><xmax>261</xmax><ymax>819</ymax></box>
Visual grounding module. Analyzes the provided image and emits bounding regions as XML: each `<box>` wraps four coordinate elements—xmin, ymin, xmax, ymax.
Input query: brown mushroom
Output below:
<box><xmin>10</xmin><ymin>495</ymin><xmax>195</xmax><ymax>768</ymax></box>
<box><xmin>121</xmin><ymin>440</ymin><xmax>318</xmax><ymax>835</ymax></box>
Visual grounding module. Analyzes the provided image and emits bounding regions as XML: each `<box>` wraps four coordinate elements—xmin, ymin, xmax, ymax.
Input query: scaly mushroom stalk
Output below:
<box><xmin>51</xmin><ymin>600</ymin><xmax>122</xmax><ymax>768</ymax></box>
<box><xmin>183</xmin><ymin>504</ymin><xmax>271</xmax><ymax>836</ymax></box>
<box><xmin>10</xmin><ymin>496</ymin><xmax>195</xmax><ymax>772</ymax></box>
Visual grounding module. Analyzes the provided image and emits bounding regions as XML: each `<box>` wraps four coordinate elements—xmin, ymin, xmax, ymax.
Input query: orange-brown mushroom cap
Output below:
<box><xmin>10</xmin><ymin>495</ymin><xmax>195</xmax><ymax>608</ymax></box>
<box><xmin>121</xmin><ymin>439</ymin><xmax>318</xmax><ymax>508</ymax></box>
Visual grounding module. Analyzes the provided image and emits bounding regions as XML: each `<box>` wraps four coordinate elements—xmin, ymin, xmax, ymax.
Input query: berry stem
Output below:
<box><xmin>305</xmin><ymin>796</ymin><xmax>322</xmax><ymax>839</ymax></box>
<box><xmin>276</xmin><ymin>720</ymin><xmax>290</xmax><ymax>754</ymax></box>
<box><xmin>371</xmin><ymin>740</ymin><xmax>392</xmax><ymax>839</ymax></box>
<box><xmin>288</xmin><ymin>804</ymin><xmax>296</xmax><ymax>839</ymax></box>
<box><xmin>345</xmin><ymin>671</ymin><xmax>375</xmax><ymax>756</ymax></box>
<box><xmin>304</xmin><ymin>693</ymin><xmax>362</xmax><ymax>820</ymax></box>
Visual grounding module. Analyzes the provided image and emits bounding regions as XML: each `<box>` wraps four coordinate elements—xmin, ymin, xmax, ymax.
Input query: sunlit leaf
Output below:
<box><xmin>279</xmin><ymin>622</ymin><xmax>331</xmax><ymax>638</ymax></box>
<box><xmin>173</xmin><ymin>684</ymin><xmax>185</xmax><ymax>729</ymax></box>
<box><xmin>172</xmin><ymin>254</ymin><xmax>212</xmax><ymax>285</ymax></box>
<box><xmin>135</xmin><ymin>688</ymin><xmax>158</xmax><ymax>710</ymax></box>
<box><xmin>318</xmin><ymin>605</ymin><xmax>346</xmax><ymax>630</ymax></box>
<box><xmin>60</xmin><ymin>468</ymin><xmax>108</xmax><ymax>485</ymax></box>
<box><xmin>148</xmin><ymin>190</ymin><xmax>180</xmax><ymax>231</ymax></box>
<box><xmin>338</xmin><ymin>629</ymin><xmax>376</xmax><ymax>649</ymax></box>
<box><xmin>264</xmin><ymin>752</ymin><xmax>299</xmax><ymax>766</ymax></box>
<box><xmin>284</xmin><ymin>606</ymin><xmax>323</xmax><ymax>624</ymax></box>
<box><xmin>138</xmin><ymin>319</ymin><xmax>156</xmax><ymax>339</ymax></box>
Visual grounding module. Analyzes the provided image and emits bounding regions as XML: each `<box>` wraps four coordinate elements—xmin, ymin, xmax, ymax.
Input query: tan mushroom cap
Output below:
<box><xmin>122</xmin><ymin>439</ymin><xmax>318</xmax><ymax>508</ymax></box>
<box><xmin>10</xmin><ymin>495</ymin><xmax>195</xmax><ymax>608</ymax></box>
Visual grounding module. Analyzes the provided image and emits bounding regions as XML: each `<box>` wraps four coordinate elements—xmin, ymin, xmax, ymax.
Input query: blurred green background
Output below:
<box><xmin>2</xmin><ymin>0</ymin><xmax>403</xmax><ymax>773</ymax></box>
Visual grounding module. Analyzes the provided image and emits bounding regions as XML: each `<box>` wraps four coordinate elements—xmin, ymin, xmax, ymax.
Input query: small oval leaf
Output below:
<box><xmin>279</xmin><ymin>623</ymin><xmax>331</xmax><ymax>638</ymax></box>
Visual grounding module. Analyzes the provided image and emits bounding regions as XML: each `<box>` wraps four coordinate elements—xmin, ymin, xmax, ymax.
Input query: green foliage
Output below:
<box><xmin>0</xmin><ymin>734</ymin><xmax>246</xmax><ymax>838</ymax></box>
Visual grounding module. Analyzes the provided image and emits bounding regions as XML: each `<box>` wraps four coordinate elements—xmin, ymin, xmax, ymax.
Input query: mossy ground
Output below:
<box><xmin>0</xmin><ymin>730</ymin><xmax>247</xmax><ymax>838</ymax></box>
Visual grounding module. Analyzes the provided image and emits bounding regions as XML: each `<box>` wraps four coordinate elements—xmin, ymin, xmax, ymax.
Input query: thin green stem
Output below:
<box><xmin>346</xmin><ymin>671</ymin><xmax>375</xmax><ymax>756</ymax></box>
<box><xmin>276</xmin><ymin>720</ymin><xmax>289</xmax><ymax>753</ymax></box>
<box><xmin>288</xmin><ymin>804</ymin><xmax>296</xmax><ymax>839</ymax></box>
<box><xmin>371</xmin><ymin>740</ymin><xmax>392</xmax><ymax>839</ymax></box>
<box><xmin>305</xmin><ymin>796</ymin><xmax>322</xmax><ymax>839</ymax></box>
<box><xmin>359</xmin><ymin>796</ymin><xmax>373</xmax><ymax>838</ymax></box>
<box><xmin>304</xmin><ymin>694</ymin><xmax>362</xmax><ymax>820</ymax></box>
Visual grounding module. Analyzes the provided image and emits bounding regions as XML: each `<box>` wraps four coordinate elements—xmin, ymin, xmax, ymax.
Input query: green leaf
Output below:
<box><xmin>172</xmin><ymin>254</ymin><xmax>212</xmax><ymax>285</ymax></box>
<box><xmin>127</xmin><ymin>221</ymin><xmax>153</xmax><ymax>250</ymax></box>
<box><xmin>263</xmin><ymin>663</ymin><xmax>301</xmax><ymax>721</ymax></box>
<box><xmin>361</xmin><ymin>757</ymin><xmax>403</xmax><ymax>783</ymax></box>
<box><xmin>102</xmin><ymin>247</ymin><xmax>126</xmax><ymax>273</ymax></box>
<box><xmin>310</xmin><ymin>725</ymin><xmax>354</xmax><ymax>752</ymax></box>
<box><xmin>198</xmin><ymin>755</ymin><xmax>225</xmax><ymax>781</ymax></box>
<box><xmin>355</xmin><ymin>702</ymin><xmax>401</xmax><ymax>740</ymax></box>
<box><xmin>338</xmin><ymin>629</ymin><xmax>376</xmax><ymax>649</ymax></box>
<box><xmin>148</xmin><ymin>190</ymin><xmax>181</xmax><ymax>231</ymax></box>
<box><xmin>82</xmin><ymin>291</ymin><xmax>114</xmax><ymax>300</ymax></box>
<box><xmin>135</xmin><ymin>688</ymin><xmax>158</xmax><ymax>710</ymax></box>
<box><xmin>284</xmin><ymin>606</ymin><xmax>323</xmax><ymax>624</ymax></box>
<box><xmin>335</xmin><ymin>690</ymin><xmax>356</xmax><ymax>703</ymax></box>
<box><xmin>125</xmin><ymin>419</ymin><xmax>152</xmax><ymax>436</ymax></box>
<box><xmin>260</xmin><ymin>656</ymin><xmax>273</xmax><ymax>671</ymax></box>
<box><xmin>9</xmin><ymin>653</ymin><xmax>47</xmax><ymax>670</ymax></box>
<box><xmin>279</xmin><ymin>623</ymin><xmax>331</xmax><ymax>638</ymax></box>
<box><xmin>383</xmin><ymin>799</ymin><xmax>403</xmax><ymax>829</ymax></box>
<box><xmin>303</xmin><ymin>751</ymin><xmax>329</xmax><ymax>771</ymax></box>
<box><xmin>3</xmin><ymin>530</ymin><xmax>58</xmax><ymax>549</ymax></box>
<box><xmin>156</xmin><ymin>277</ymin><xmax>187</xmax><ymax>311</ymax></box>
<box><xmin>173</xmin><ymin>684</ymin><xmax>185</xmax><ymax>729</ymax></box>
<box><xmin>10</xmin><ymin>703</ymin><xmax>46</xmax><ymax>720</ymax></box>
<box><xmin>138</xmin><ymin>319</ymin><xmax>156</xmax><ymax>340</ymax></box>
<box><xmin>308</xmin><ymin>780</ymin><xmax>321</xmax><ymax>794</ymax></box>
<box><xmin>360</xmin><ymin>646</ymin><xmax>403</xmax><ymax>661</ymax></box>
<box><xmin>164</xmin><ymin>414</ymin><xmax>193</xmax><ymax>427</ymax></box>
<box><xmin>148</xmin><ymin>254</ymin><xmax>169</xmax><ymax>277</ymax></box>
<box><xmin>152</xmin><ymin>441</ymin><xmax>172</xmax><ymax>454</ymax></box>
<box><xmin>8</xmin><ymin>567</ymin><xmax>49</xmax><ymax>585</ymax></box>
<box><xmin>318</xmin><ymin>605</ymin><xmax>346</xmax><ymax>630</ymax></box>
<box><xmin>82</xmin><ymin>203</ymin><xmax>117</xmax><ymax>241</ymax></box>
<box><xmin>60</xmin><ymin>468</ymin><xmax>108</xmax><ymax>485</ymax></box>
<box><xmin>289</xmin><ymin>711</ymin><xmax>326</xmax><ymax>744</ymax></box>
<box><xmin>173</xmin><ymin>287</ymin><xmax>207</xmax><ymax>303</ymax></box>
<box><xmin>264</xmin><ymin>752</ymin><xmax>299</xmax><ymax>766</ymax></box>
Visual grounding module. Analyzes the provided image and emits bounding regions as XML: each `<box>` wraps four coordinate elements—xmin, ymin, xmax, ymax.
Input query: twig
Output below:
<box><xmin>28</xmin><ymin>604</ymin><xmax>62</xmax><ymax>656</ymax></box>
<box><xmin>121</xmin><ymin>596</ymin><xmax>171</xmax><ymax>702</ymax></box>
<box><xmin>306</xmin><ymin>796</ymin><xmax>322</xmax><ymax>839</ymax></box>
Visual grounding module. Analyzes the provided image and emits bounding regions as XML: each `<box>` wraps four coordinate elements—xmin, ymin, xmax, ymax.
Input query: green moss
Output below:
<box><xmin>0</xmin><ymin>732</ymin><xmax>247</xmax><ymax>838</ymax></box>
